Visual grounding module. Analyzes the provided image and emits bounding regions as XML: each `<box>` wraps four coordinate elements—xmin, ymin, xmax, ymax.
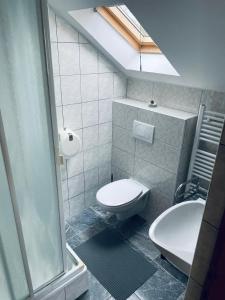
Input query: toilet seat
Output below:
<box><xmin>96</xmin><ymin>179</ymin><xmax>143</xmax><ymax>208</ymax></box>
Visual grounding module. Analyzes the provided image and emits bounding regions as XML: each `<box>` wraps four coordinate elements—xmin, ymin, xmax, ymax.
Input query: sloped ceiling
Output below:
<box><xmin>49</xmin><ymin>0</ymin><xmax>225</xmax><ymax>92</ymax></box>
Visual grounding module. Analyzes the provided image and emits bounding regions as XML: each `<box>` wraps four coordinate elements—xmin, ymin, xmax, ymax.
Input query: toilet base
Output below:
<box><xmin>115</xmin><ymin>194</ymin><xmax>148</xmax><ymax>220</ymax></box>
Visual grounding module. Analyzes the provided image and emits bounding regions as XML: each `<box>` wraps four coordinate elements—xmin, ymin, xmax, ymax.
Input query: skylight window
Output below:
<box><xmin>97</xmin><ymin>5</ymin><xmax>161</xmax><ymax>53</ymax></box>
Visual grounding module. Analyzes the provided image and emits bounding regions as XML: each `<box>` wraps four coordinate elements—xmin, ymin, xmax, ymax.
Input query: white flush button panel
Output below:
<box><xmin>133</xmin><ymin>120</ymin><xmax>155</xmax><ymax>144</ymax></box>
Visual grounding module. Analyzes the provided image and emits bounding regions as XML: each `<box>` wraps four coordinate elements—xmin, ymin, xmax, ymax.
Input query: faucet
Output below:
<box><xmin>174</xmin><ymin>176</ymin><xmax>200</xmax><ymax>204</ymax></box>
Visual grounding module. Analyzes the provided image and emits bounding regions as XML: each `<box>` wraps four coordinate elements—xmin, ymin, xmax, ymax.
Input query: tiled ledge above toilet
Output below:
<box><xmin>113</xmin><ymin>98</ymin><xmax>197</xmax><ymax>121</ymax></box>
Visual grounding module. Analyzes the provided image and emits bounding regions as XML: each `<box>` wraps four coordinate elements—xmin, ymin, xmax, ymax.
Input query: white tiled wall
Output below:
<box><xmin>48</xmin><ymin>8</ymin><xmax>126</xmax><ymax>220</ymax></box>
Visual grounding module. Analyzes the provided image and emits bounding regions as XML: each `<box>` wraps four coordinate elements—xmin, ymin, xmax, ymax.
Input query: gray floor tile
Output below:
<box><xmin>68</xmin><ymin>207</ymin><xmax>105</xmax><ymax>235</ymax></box>
<box><xmin>127</xmin><ymin>294</ymin><xmax>141</xmax><ymax>300</ymax></box>
<box><xmin>77</xmin><ymin>271</ymin><xmax>112</xmax><ymax>300</ymax></box>
<box><xmin>135</xmin><ymin>269</ymin><xmax>185</xmax><ymax>300</ymax></box>
<box><xmin>77</xmin><ymin>222</ymin><xmax>106</xmax><ymax>244</ymax></box>
<box><xmin>91</xmin><ymin>205</ymin><xmax>113</xmax><ymax>220</ymax></box>
<box><xmin>126</xmin><ymin>232</ymin><xmax>160</xmax><ymax>261</ymax></box>
<box><xmin>67</xmin><ymin>235</ymin><xmax>81</xmax><ymax>250</ymax></box>
<box><xmin>65</xmin><ymin>224</ymin><xmax>77</xmax><ymax>241</ymax></box>
<box><xmin>135</xmin><ymin>223</ymin><xmax>151</xmax><ymax>239</ymax></box>
<box><xmin>177</xmin><ymin>291</ymin><xmax>186</xmax><ymax>300</ymax></box>
<box><xmin>107</xmin><ymin>293</ymin><xmax>141</xmax><ymax>300</ymax></box>
<box><xmin>117</xmin><ymin>215</ymin><xmax>147</xmax><ymax>238</ymax></box>
<box><xmin>154</xmin><ymin>256</ymin><xmax>188</xmax><ymax>285</ymax></box>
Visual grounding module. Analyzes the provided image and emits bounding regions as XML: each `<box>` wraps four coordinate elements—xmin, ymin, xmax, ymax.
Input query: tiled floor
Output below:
<box><xmin>66</xmin><ymin>206</ymin><xmax>187</xmax><ymax>300</ymax></box>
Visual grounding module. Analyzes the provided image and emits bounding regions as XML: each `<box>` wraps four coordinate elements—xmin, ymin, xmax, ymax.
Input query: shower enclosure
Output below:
<box><xmin>0</xmin><ymin>0</ymin><xmax>87</xmax><ymax>299</ymax></box>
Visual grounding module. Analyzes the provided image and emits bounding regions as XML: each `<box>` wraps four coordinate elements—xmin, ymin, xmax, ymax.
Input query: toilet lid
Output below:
<box><xmin>96</xmin><ymin>179</ymin><xmax>143</xmax><ymax>207</ymax></box>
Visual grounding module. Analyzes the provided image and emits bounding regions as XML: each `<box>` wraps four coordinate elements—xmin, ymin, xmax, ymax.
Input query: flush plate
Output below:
<box><xmin>133</xmin><ymin>120</ymin><xmax>155</xmax><ymax>144</ymax></box>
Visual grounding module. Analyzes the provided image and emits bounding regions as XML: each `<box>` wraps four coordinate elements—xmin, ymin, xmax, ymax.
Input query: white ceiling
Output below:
<box><xmin>49</xmin><ymin>0</ymin><xmax>225</xmax><ymax>92</ymax></box>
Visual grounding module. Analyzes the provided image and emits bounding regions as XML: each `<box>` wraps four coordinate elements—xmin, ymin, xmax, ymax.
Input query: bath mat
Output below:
<box><xmin>75</xmin><ymin>228</ymin><xmax>157</xmax><ymax>300</ymax></box>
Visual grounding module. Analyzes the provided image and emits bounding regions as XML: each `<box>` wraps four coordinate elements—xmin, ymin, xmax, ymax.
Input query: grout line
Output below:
<box><xmin>53</xmin><ymin>71</ymin><xmax>118</xmax><ymax>76</ymax></box>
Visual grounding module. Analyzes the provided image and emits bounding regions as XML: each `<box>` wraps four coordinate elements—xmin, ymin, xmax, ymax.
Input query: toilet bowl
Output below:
<box><xmin>96</xmin><ymin>179</ymin><xmax>150</xmax><ymax>220</ymax></box>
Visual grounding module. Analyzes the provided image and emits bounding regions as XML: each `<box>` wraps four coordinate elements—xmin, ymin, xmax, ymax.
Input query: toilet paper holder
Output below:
<box><xmin>58</xmin><ymin>128</ymin><xmax>81</xmax><ymax>160</ymax></box>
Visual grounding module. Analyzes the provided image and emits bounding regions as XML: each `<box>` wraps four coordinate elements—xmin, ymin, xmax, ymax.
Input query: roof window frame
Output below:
<box><xmin>96</xmin><ymin>6</ymin><xmax>161</xmax><ymax>54</ymax></box>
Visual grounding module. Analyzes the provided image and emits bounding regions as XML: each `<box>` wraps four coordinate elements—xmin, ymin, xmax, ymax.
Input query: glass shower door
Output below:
<box><xmin>0</xmin><ymin>0</ymin><xmax>65</xmax><ymax>293</ymax></box>
<box><xmin>0</xmin><ymin>141</ymin><xmax>29</xmax><ymax>300</ymax></box>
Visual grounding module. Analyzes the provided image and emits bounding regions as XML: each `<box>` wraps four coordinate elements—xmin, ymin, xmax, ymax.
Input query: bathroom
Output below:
<box><xmin>1</xmin><ymin>1</ymin><xmax>225</xmax><ymax>300</ymax></box>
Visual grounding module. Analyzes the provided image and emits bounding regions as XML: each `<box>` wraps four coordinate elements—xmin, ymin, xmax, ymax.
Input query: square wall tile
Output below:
<box><xmin>82</xmin><ymin>101</ymin><xmax>98</xmax><ymax>127</ymax></box>
<box><xmin>81</xmin><ymin>74</ymin><xmax>98</xmax><ymax>102</ymax></box>
<box><xmin>112</xmin><ymin>165</ymin><xmax>129</xmax><ymax>181</ymax></box>
<box><xmin>127</xmin><ymin>78</ymin><xmax>153</xmax><ymax>102</ymax></box>
<box><xmin>112</xmin><ymin>147</ymin><xmax>134</xmax><ymax>174</ymax></box>
<box><xmin>98</xmin><ymin>143</ymin><xmax>112</xmax><ymax>164</ymax></box>
<box><xmin>98</xmin><ymin>54</ymin><xmax>115</xmax><ymax>73</ymax></box>
<box><xmin>99</xmin><ymin>73</ymin><xmax>114</xmax><ymax>99</ymax></box>
<box><xmin>60</xmin><ymin>75</ymin><xmax>81</xmax><ymax>105</ymax></box>
<box><xmin>84</xmin><ymin>147</ymin><xmax>99</xmax><ymax>171</ymax></box>
<box><xmin>113</xmin><ymin>125</ymin><xmax>135</xmax><ymax>154</ymax></box>
<box><xmin>83</xmin><ymin>125</ymin><xmax>98</xmax><ymax>150</ymax></box>
<box><xmin>84</xmin><ymin>187</ymin><xmax>98</xmax><ymax>207</ymax></box>
<box><xmin>78</xmin><ymin>33</ymin><xmax>88</xmax><ymax>44</ymax></box>
<box><xmin>113</xmin><ymin>73</ymin><xmax>127</xmax><ymax>98</ymax></box>
<box><xmin>48</xmin><ymin>8</ymin><xmax>57</xmax><ymax>42</ymax></box>
<box><xmin>99</xmin><ymin>99</ymin><xmax>112</xmax><ymax>123</ymax></box>
<box><xmin>56</xmin><ymin>106</ymin><xmax>64</xmax><ymax>129</ymax></box>
<box><xmin>134</xmin><ymin>157</ymin><xmax>177</xmax><ymax>199</ymax></box>
<box><xmin>54</xmin><ymin>76</ymin><xmax>62</xmax><ymax>106</ymax></box>
<box><xmin>80</xmin><ymin>44</ymin><xmax>98</xmax><ymax>74</ymax></box>
<box><xmin>68</xmin><ymin>173</ymin><xmax>84</xmax><ymax>198</ymax></box>
<box><xmin>56</xmin><ymin>16</ymin><xmax>78</xmax><ymax>42</ymax></box>
<box><xmin>153</xmin><ymin>82</ymin><xmax>202</xmax><ymax>114</ymax></box>
<box><xmin>84</xmin><ymin>168</ymin><xmax>99</xmax><ymax>191</ymax></box>
<box><xmin>66</xmin><ymin>152</ymin><xmax>83</xmax><ymax>178</ymax></box>
<box><xmin>154</xmin><ymin>113</ymin><xmax>185</xmax><ymax>148</ymax></box>
<box><xmin>135</xmin><ymin>139</ymin><xmax>180</xmax><ymax>173</ymax></box>
<box><xmin>61</xmin><ymin>180</ymin><xmax>68</xmax><ymax>201</ymax></box>
<box><xmin>63</xmin><ymin>104</ymin><xmax>82</xmax><ymax>130</ymax></box>
<box><xmin>112</xmin><ymin>102</ymin><xmax>138</xmax><ymax>130</ymax></box>
<box><xmin>99</xmin><ymin>163</ymin><xmax>111</xmax><ymax>185</ymax></box>
<box><xmin>69</xmin><ymin>194</ymin><xmax>85</xmax><ymax>218</ymax></box>
<box><xmin>137</xmin><ymin>107</ymin><xmax>155</xmax><ymax>124</ymax></box>
<box><xmin>58</xmin><ymin>43</ymin><xmax>80</xmax><ymax>75</ymax></box>
<box><xmin>140</xmin><ymin>189</ymin><xmax>172</xmax><ymax>223</ymax></box>
<box><xmin>99</xmin><ymin>122</ymin><xmax>112</xmax><ymax>145</ymax></box>
<box><xmin>51</xmin><ymin>43</ymin><xmax>59</xmax><ymax>75</ymax></box>
<box><xmin>201</xmin><ymin>90</ymin><xmax>225</xmax><ymax>114</ymax></box>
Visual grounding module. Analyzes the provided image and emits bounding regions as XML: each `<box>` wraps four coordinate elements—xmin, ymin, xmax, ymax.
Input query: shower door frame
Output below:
<box><xmin>38</xmin><ymin>0</ymin><xmax>68</xmax><ymax>276</ymax></box>
<box><xmin>0</xmin><ymin>0</ymin><xmax>69</xmax><ymax>298</ymax></box>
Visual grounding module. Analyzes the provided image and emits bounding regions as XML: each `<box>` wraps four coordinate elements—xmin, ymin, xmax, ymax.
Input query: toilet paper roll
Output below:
<box><xmin>59</xmin><ymin>128</ymin><xmax>81</xmax><ymax>159</ymax></box>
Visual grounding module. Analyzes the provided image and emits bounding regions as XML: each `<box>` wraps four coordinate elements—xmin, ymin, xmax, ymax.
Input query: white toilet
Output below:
<box><xmin>96</xmin><ymin>179</ymin><xmax>150</xmax><ymax>220</ymax></box>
